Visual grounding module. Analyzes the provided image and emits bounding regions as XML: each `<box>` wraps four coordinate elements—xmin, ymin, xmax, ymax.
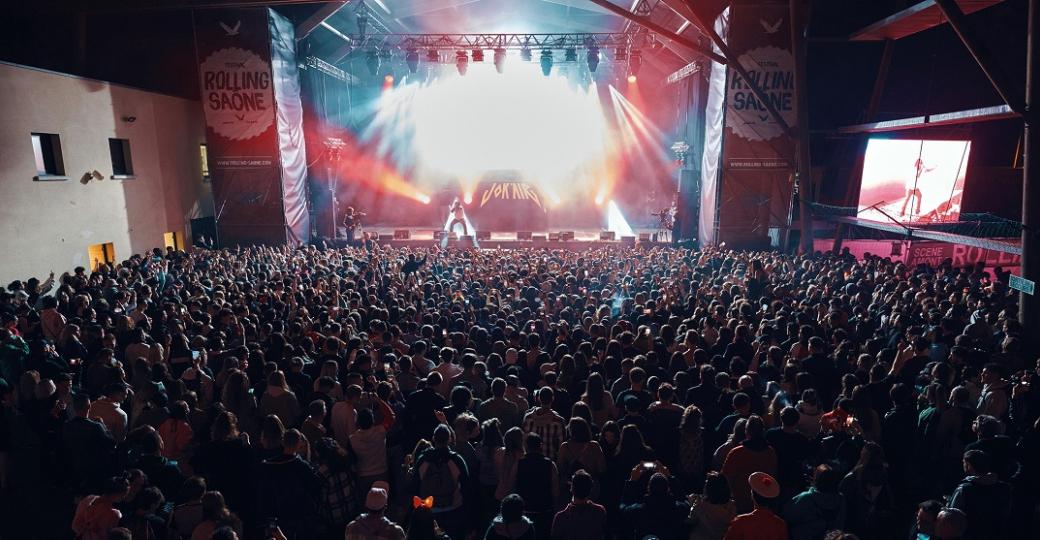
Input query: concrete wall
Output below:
<box><xmin>0</xmin><ymin>62</ymin><xmax>211</xmax><ymax>282</ymax></box>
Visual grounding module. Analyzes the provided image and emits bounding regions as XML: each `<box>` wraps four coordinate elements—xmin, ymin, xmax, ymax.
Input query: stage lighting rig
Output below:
<box><xmin>405</xmin><ymin>48</ymin><xmax>419</xmax><ymax>73</ymax></box>
<box><xmin>493</xmin><ymin>48</ymin><xmax>507</xmax><ymax>73</ymax></box>
<box><xmin>455</xmin><ymin>50</ymin><xmax>469</xmax><ymax>76</ymax></box>
<box><xmin>586</xmin><ymin>45</ymin><xmax>600</xmax><ymax>72</ymax></box>
<box><xmin>355</xmin><ymin>2</ymin><xmax>369</xmax><ymax>38</ymax></box>
<box><xmin>365</xmin><ymin>49</ymin><xmax>380</xmax><ymax>76</ymax></box>
<box><xmin>614</xmin><ymin>46</ymin><xmax>627</xmax><ymax>62</ymax></box>
<box><xmin>472</xmin><ymin>49</ymin><xmax>484</xmax><ymax>62</ymax></box>
<box><xmin>629</xmin><ymin>49</ymin><xmax>642</xmax><ymax>76</ymax></box>
<box><xmin>426</xmin><ymin>49</ymin><xmax>439</xmax><ymax>63</ymax></box>
<box><xmin>521</xmin><ymin>45</ymin><xmax>533</xmax><ymax>62</ymax></box>
<box><xmin>564</xmin><ymin>47</ymin><xmax>577</xmax><ymax>62</ymax></box>
<box><xmin>540</xmin><ymin>49</ymin><xmax>553</xmax><ymax>76</ymax></box>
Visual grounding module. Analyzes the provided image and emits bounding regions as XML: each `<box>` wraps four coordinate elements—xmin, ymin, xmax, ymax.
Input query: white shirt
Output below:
<box><xmin>349</xmin><ymin>425</ymin><xmax>388</xmax><ymax>477</ymax></box>
<box><xmin>330</xmin><ymin>401</ymin><xmax>357</xmax><ymax>447</ymax></box>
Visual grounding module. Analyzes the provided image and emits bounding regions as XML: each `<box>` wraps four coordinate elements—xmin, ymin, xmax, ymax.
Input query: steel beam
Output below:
<box><xmin>834</xmin><ymin>39</ymin><xmax>894</xmax><ymax>253</ymax></box>
<box><xmin>296</xmin><ymin>0</ymin><xmax>349</xmax><ymax>41</ymax></box>
<box><xmin>656</xmin><ymin>0</ymin><xmax>798</xmax><ymax>142</ymax></box>
<box><xmin>584</xmin><ymin>0</ymin><xmax>727</xmax><ymax>64</ymax></box>
<box><xmin>934</xmin><ymin>0</ymin><xmax>1025</xmax><ymax>114</ymax></box>
<box><xmin>1022</xmin><ymin>0</ymin><xmax>1040</xmax><ymax>347</ymax></box>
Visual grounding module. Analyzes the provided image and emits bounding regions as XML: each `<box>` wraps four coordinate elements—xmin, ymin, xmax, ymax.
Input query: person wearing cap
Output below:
<box><xmin>344</xmin><ymin>485</ymin><xmax>405</xmax><ymax>540</ymax></box>
<box><xmin>722</xmin><ymin>472</ymin><xmax>787</xmax><ymax>540</ymax></box>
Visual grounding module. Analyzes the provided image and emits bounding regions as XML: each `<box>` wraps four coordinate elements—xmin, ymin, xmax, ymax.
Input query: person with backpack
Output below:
<box><xmin>412</xmin><ymin>424</ymin><xmax>469</xmax><ymax>540</ymax></box>
<box><xmin>485</xmin><ymin>494</ymin><xmax>536</xmax><ymax>540</ymax></box>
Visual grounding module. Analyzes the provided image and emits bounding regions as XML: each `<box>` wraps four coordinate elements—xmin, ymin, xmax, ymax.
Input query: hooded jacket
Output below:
<box><xmin>949</xmin><ymin>472</ymin><xmax>1012</xmax><ymax>540</ymax></box>
<box><xmin>783</xmin><ymin>487</ymin><xmax>846</xmax><ymax>540</ymax></box>
<box><xmin>485</xmin><ymin>515</ymin><xmax>536</xmax><ymax>540</ymax></box>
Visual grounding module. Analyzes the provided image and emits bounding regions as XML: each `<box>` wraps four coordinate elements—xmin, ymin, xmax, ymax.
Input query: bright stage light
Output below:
<box><xmin>405</xmin><ymin>49</ymin><xmax>419</xmax><ymax>73</ymax></box>
<box><xmin>472</xmin><ymin>49</ymin><xmax>485</xmax><ymax>62</ymax></box>
<box><xmin>463</xmin><ymin>191</ymin><xmax>473</xmax><ymax>204</ymax></box>
<box><xmin>383</xmin><ymin>75</ymin><xmax>394</xmax><ymax>89</ymax></box>
<box><xmin>494</xmin><ymin>48</ymin><xmax>507</xmax><ymax>74</ymax></box>
<box><xmin>629</xmin><ymin>50</ymin><xmax>642</xmax><ymax>76</ymax></box>
<box><xmin>540</xmin><ymin>49</ymin><xmax>553</xmax><ymax>76</ymax></box>
<box><xmin>607</xmin><ymin>200</ymin><xmax>634</xmax><ymax>237</ymax></box>
<box><xmin>587</xmin><ymin>46</ymin><xmax>600</xmax><ymax>72</ymax></box>
<box><xmin>368</xmin><ymin>64</ymin><xmax>612</xmax><ymax>203</ymax></box>
<box><xmin>627</xmin><ymin>74</ymin><xmax>637</xmax><ymax>84</ymax></box>
<box><xmin>427</xmin><ymin>49</ymin><xmax>439</xmax><ymax>63</ymax></box>
<box><xmin>455</xmin><ymin>51</ymin><xmax>469</xmax><ymax>76</ymax></box>
<box><xmin>521</xmin><ymin>46</ymin><xmax>533</xmax><ymax>62</ymax></box>
<box><xmin>416</xmin><ymin>192</ymin><xmax>431</xmax><ymax>204</ymax></box>
<box><xmin>365</xmin><ymin>49</ymin><xmax>380</xmax><ymax>76</ymax></box>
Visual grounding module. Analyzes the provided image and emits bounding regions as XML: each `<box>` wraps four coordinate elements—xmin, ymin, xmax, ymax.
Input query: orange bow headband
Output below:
<box><xmin>412</xmin><ymin>496</ymin><xmax>434</xmax><ymax>509</ymax></box>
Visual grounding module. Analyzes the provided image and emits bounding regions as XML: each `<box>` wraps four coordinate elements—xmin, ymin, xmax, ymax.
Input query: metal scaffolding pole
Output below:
<box><xmin>790</xmin><ymin>0</ymin><xmax>814</xmax><ymax>254</ymax></box>
<box><xmin>1023</xmin><ymin>0</ymin><xmax>1040</xmax><ymax>347</ymax></box>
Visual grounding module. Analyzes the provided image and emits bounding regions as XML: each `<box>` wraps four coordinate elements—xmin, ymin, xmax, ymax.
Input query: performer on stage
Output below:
<box><xmin>900</xmin><ymin>158</ymin><xmax>935</xmax><ymax>218</ymax></box>
<box><xmin>652</xmin><ymin>201</ymin><xmax>677</xmax><ymax>243</ymax></box>
<box><xmin>447</xmin><ymin>197</ymin><xmax>468</xmax><ymax>236</ymax></box>
<box><xmin>342</xmin><ymin>206</ymin><xmax>365</xmax><ymax>244</ymax></box>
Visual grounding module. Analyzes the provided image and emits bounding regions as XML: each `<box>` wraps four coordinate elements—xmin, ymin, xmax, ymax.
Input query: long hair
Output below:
<box><xmin>481</xmin><ymin>419</ymin><xmax>504</xmax><ymax>458</ymax></box>
<box><xmin>583</xmin><ymin>372</ymin><xmax>605</xmax><ymax>410</ymax></box>
<box><xmin>616</xmin><ymin>424</ymin><xmax>651</xmax><ymax>458</ymax></box>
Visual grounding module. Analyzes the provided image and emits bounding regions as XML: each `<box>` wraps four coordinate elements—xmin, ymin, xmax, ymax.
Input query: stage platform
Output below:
<box><xmin>339</xmin><ymin>227</ymin><xmax>680</xmax><ymax>249</ymax></box>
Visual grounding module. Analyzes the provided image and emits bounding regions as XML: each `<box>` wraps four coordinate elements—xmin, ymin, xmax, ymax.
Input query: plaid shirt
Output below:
<box><xmin>318</xmin><ymin>466</ymin><xmax>357</xmax><ymax>527</ymax></box>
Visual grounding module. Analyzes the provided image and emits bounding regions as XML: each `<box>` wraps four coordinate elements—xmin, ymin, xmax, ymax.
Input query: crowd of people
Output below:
<box><xmin>0</xmin><ymin>241</ymin><xmax>1038</xmax><ymax>540</ymax></box>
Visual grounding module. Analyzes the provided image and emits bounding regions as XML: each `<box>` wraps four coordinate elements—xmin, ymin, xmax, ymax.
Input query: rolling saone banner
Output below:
<box><xmin>717</xmin><ymin>0</ymin><xmax>796</xmax><ymax>248</ymax></box>
<box><xmin>194</xmin><ymin>8</ymin><xmax>308</xmax><ymax>245</ymax></box>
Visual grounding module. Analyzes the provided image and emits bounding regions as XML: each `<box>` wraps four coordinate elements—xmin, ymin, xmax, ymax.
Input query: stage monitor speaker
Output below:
<box><xmin>517</xmin><ymin>231</ymin><xmax>532</xmax><ymax>241</ymax></box>
<box><xmin>378</xmin><ymin>234</ymin><xmax>394</xmax><ymax>242</ymax></box>
<box><xmin>548</xmin><ymin>232</ymin><xmax>560</xmax><ymax>242</ymax></box>
<box><xmin>560</xmin><ymin>231</ymin><xmax>574</xmax><ymax>241</ymax></box>
<box><xmin>621</xmin><ymin>236</ymin><xmax>636</xmax><ymax>245</ymax></box>
<box><xmin>476</xmin><ymin>230</ymin><xmax>491</xmax><ymax>241</ymax></box>
<box><xmin>532</xmin><ymin>234</ymin><xmax>547</xmax><ymax>242</ymax></box>
<box><xmin>677</xmin><ymin>169</ymin><xmax>701</xmax><ymax>242</ymax></box>
<box><xmin>433</xmin><ymin>230</ymin><xmax>447</xmax><ymax>241</ymax></box>
<box><xmin>394</xmin><ymin>229</ymin><xmax>410</xmax><ymax>240</ymax></box>
<box><xmin>638</xmin><ymin>232</ymin><xmax>651</xmax><ymax>242</ymax></box>
<box><xmin>600</xmin><ymin>231</ymin><xmax>615</xmax><ymax>241</ymax></box>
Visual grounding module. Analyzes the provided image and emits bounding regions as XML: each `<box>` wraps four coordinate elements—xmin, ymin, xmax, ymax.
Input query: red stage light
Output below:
<box><xmin>627</xmin><ymin>75</ymin><xmax>637</xmax><ymax>84</ymax></box>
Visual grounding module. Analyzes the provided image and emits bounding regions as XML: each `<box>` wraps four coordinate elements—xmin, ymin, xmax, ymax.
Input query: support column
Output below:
<box><xmin>1022</xmin><ymin>0</ymin><xmax>1039</xmax><ymax>346</ymax></box>
<box><xmin>790</xmin><ymin>0</ymin><xmax>814</xmax><ymax>254</ymax></box>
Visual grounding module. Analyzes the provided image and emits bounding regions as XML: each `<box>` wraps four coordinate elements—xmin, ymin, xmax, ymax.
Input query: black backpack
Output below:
<box><xmin>419</xmin><ymin>455</ymin><xmax>458</xmax><ymax>509</ymax></box>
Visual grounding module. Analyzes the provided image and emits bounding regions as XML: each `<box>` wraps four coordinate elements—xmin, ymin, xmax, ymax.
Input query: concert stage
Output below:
<box><xmin>345</xmin><ymin>227</ymin><xmax>678</xmax><ymax>249</ymax></box>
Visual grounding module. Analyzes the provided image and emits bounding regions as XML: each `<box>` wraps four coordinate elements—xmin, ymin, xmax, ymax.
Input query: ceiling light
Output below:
<box><xmin>426</xmin><ymin>49</ymin><xmax>439</xmax><ymax>63</ymax></box>
<box><xmin>493</xmin><ymin>48</ymin><xmax>506</xmax><ymax>74</ymax></box>
<box><xmin>472</xmin><ymin>49</ymin><xmax>484</xmax><ymax>62</ymax></box>
<box><xmin>587</xmin><ymin>45</ymin><xmax>600</xmax><ymax>72</ymax></box>
<box><xmin>565</xmin><ymin>47</ymin><xmax>577</xmax><ymax>62</ymax></box>
<box><xmin>629</xmin><ymin>49</ymin><xmax>642</xmax><ymax>76</ymax></box>
<box><xmin>540</xmin><ymin>49</ymin><xmax>553</xmax><ymax>76</ymax></box>
<box><xmin>405</xmin><ymin>48</ymin><xmax>419</xmax><ymax>73</ymax></box>
<box><xmin>455</xmin><ymin>50</ymin><xmax>469</xmax><ymax>76</ymax></box>
<box><xmin>615</xmin><ymin>46</ymin><xmax>627</xmax><ymax>62</ymax></box>
<box><xmin>521</xmin><ymin>45</ymin><xmax>532</xmax><ymax>62</ymax></box>
<box><xmin>365</xmin><ymin>49</ymin><xmax>380</xmax><ymax>76</ymax></box>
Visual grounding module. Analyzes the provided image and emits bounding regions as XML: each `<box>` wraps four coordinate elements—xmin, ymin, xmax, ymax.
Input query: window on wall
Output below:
<box><xmin>31</xmin><ymin>133</ymin><xmax>66</xmax><ymax>180</ymax></box>
<box><xmin>109</xmin><ymin>138</ymin><xmax>134</xmax><ymax>177</ymax></box>
<box><xmin>164</xmin><ymin>231</ymin><xmax>181</xmax><ymax>251</ymax></box>
<box><xmin>87</xmin><ymin>242</ymin><xmax>115</xmax><ymax>271</ymax></box>
<box><xmin>199</xmin><ymin>143</ymin><xmax>210</xmax><ymax>182</ymax></box>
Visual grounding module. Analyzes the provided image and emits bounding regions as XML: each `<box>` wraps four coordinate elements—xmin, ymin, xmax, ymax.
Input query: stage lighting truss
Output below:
<box><xmin>342</xmin><ymin>33</ymin><xmax>655</xmax><ymax>78</ymax></box>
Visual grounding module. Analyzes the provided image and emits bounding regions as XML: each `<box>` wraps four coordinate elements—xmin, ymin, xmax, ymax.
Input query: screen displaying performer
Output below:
<box><xmin>857</xmin><ymin>139</ymin><xmax>972</xmax><ymax>223</ymax></box>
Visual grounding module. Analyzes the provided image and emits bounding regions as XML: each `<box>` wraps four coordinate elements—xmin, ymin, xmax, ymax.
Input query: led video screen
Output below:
<box><xmin>857</xmin><ymin>139</ymin><xmax>971</xmax><ymax>223</ymax></box>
